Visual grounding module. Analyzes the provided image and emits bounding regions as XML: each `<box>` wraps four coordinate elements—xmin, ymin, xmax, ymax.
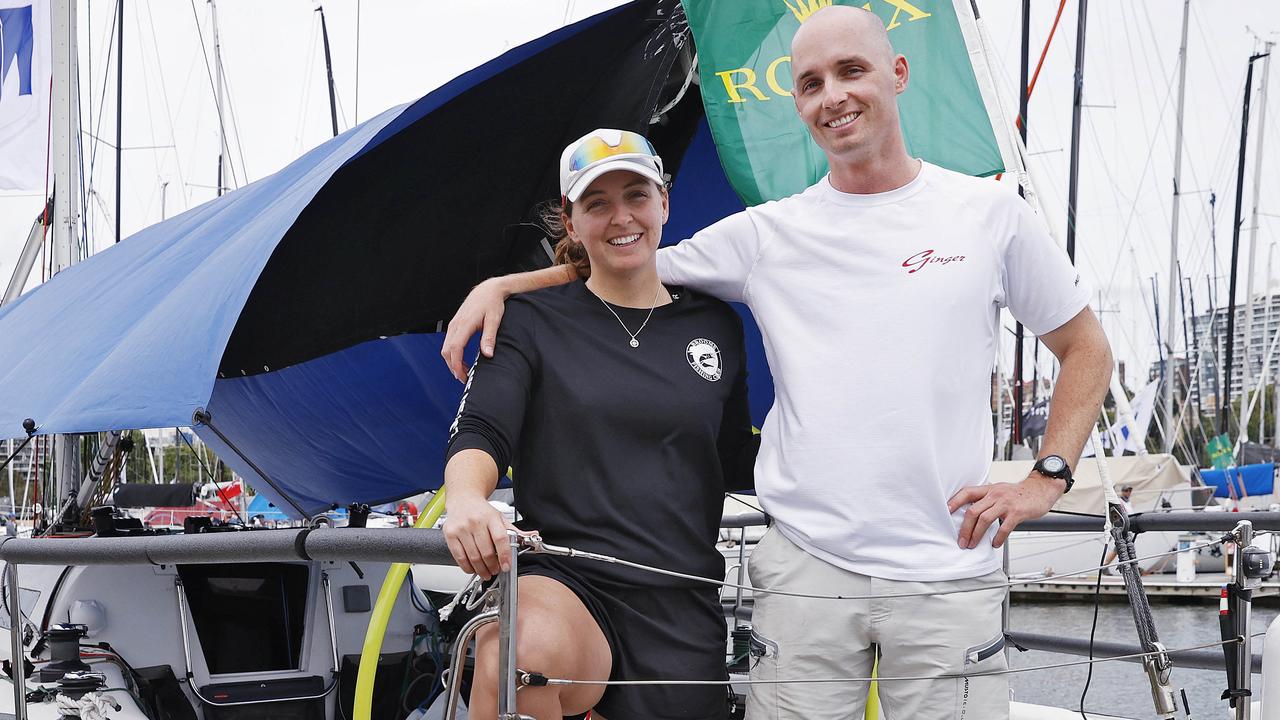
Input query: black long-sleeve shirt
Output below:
<box><xmin>446</xmin><ymin>281</ymin><xmax>757</xmax><ymax>586</ymax></box>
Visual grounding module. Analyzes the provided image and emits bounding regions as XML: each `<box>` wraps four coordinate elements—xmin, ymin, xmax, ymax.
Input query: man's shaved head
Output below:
<box><xmin>786</xmin><ymin>4</ymin><xmax>915</xmax><ymax>189</ymax></box>
<box><xmin>791</xmin><ymin>5</ymin><xmax>896</xmax><ymax>69</ymax></box>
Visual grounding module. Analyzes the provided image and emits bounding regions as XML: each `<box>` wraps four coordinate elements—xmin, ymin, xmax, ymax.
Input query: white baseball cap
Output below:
<box><xmin>559</xmin><ymin>128</ymin><xmax>665</xmax><ymax>203</ymax></box>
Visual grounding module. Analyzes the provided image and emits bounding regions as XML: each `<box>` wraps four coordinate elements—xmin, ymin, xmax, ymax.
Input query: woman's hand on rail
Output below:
<box><xmin>442</xmin><ymin>493</ymin><xmax>520</xmax><ymax>580</ymax></box>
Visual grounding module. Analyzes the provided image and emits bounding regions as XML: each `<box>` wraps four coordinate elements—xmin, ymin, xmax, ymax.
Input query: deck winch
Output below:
<box><xmin>39</xmin><ymin>624</ymin><xmax>90</xmax><ymax>683</ymax></box>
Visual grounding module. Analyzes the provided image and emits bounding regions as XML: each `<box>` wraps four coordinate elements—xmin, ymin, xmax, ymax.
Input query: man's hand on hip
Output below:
<box><xmin>947</xmin><ymin>474</ymin><xmax>1064</xmax><ymax>549</ymax></box>
<box><xmin>441</xmin><ymin>278</ymin><xmax>510</xmax><ymax>383</ymax></box>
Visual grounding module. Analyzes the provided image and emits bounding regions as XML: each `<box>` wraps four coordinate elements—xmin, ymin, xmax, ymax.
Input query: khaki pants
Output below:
<box><xmin>745</xmin><ymin>528</ymin><xmax>1009</xmax><ymax>720</ymax></box>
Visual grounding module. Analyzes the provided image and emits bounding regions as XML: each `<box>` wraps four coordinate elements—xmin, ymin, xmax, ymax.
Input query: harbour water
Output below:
<box><xmin>1009</xmin><ymin>600</ymin><xmax>1279</xmax><ymax>718</ymax></box>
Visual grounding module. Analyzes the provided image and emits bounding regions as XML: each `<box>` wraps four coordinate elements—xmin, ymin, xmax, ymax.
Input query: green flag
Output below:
<box><xmin>684</xmin><ymin>0</ymin><xmax>1005</xmax><ymax>206</ymax></box>
<box><xmin>1206</xmin><ymin>433</ymin><xmax>1232</xmax><ymax>470</ymax></box>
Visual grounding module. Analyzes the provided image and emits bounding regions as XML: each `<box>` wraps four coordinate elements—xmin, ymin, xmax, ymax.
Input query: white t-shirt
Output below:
<box><xmin>657</xmin><ymin>161</ymin><xmax>1091</xmax><ymax>581</ymax></box>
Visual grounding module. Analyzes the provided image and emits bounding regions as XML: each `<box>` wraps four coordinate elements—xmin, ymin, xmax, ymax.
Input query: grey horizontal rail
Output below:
<box><xmin>3</xmin><ymin>509</ymin><xmax>1272</xmax><ymax>567</ymax></box>
<box><xmin>1006</xmin><ymin>630</ymin><xmax>1262</xmax><ymax>674</ymax></box>
<box><xmin>717</xmin><ymin>510</ymin><xmax>1280</xmax><ymax>534</ymax></box>
<box><xmin>0</xmin><ymin>527</ymin><xmax>454</xmax><ymax>566</ymax></box>
<box><xmin>721</xmin><ymin>512</ymin><xmax>767</xmax><ymax>528</ymax></box>
<box><xmin>1018</xmin><ymin>511</ymin><xmax>1280</xmax><ymax>534</ymax></box>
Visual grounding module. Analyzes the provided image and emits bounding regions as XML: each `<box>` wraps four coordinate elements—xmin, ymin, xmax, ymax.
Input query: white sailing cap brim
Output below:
<box><xmin>563</xmin><ymin>158</ymin><xmax>665</xmax><ymax>203</ymax></box>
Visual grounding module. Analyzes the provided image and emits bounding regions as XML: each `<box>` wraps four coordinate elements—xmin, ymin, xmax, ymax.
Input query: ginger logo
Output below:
<box><xmin>902</xmin><ymin>249</ymin><xmax>966</xmax><ymax>274</ymax></box>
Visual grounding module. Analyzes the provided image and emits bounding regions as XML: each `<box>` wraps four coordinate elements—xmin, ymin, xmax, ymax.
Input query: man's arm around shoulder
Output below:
<box><xmin>441</xmin><ymin>265</ymin><xmax>578</xmax><ymax>382</ymax></box>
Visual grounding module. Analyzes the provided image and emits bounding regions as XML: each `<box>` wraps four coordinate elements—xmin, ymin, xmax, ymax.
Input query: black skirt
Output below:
<box><xmin>520</xmin><ymin>556</ymin><xmax>729</xmax><ymax>720</ymax></box>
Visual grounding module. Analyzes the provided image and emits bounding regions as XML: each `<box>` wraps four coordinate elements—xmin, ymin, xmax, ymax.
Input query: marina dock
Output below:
<box><xmin>1012</xmin><ymin>572</ymin><xmax>1280</xmax><ymax>603</ymax></box>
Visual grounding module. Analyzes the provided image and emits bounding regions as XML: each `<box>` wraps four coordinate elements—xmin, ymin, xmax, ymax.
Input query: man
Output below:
<box><xmin>1103</xmin><ymin>486</ymin><xmax>1136</xmax><ymax>574</ymax></box>
<box><xmin>441</xmin><ymin>7</ymin><xmax>1112</xmax><ymax>718</ymax></box>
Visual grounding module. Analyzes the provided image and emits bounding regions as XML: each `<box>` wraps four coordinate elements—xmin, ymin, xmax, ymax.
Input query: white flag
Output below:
<box><xmin>1082</xmin><ymin>378</ymin><xmax>1160</xmax><ymax>457</ymax></box>
<box><xmin>0</xmin><ymin>0</ymin><xmax>49</xmax><ymax>191</ymax></box>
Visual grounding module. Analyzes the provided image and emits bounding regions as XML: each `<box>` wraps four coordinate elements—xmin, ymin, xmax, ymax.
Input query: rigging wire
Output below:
<box><xmin>83</xmin><ymin>0</ymin><xmax>120</xmax><ymax>253</ymax></box>
<box><xmin>175</xmin><ymin>430</ymin><xmax>245</xmax><ymax>526</ymax></box>
<box><xmin>142</xmin><ymin>0</ymin><xmax>190</xmax><ymax>216</ymax></box>
<box><xmin>129</xmin><ymin>3</ymin><xmax>166</xmax><ymax>224</ymax></box>
<box><xmin>187</xmin><ymin>0</ymin><xmax>237</xmax><ymax>191</ymax></box>
<box><xmin>1078</xmin><ymin>544</ymin><xmax>1108</xmax><ymax>718</ymax></box>
<box><xmin>991</xmin><ymin>0</ymin><xmax>1249</xmax><ymax>380</ymax></box>
<box><xmin>1096</xmin><ymin>3</ymin><xmax>1181</xmax><ymax>320</ymax></box>
<box><xmin>293</xmin><ymin>11</ymin><xmax>321</xmax><ymax>155</ymax></box>
<box><xmin>354</xmin><ymin>0</ymin><xmax>360</xmax><ymax>125</ymax></box>
<box><xmin>215</xmin><ymin>50</ymin><xmax>250</xmax><ymax>185</ymax></box>
<box><xmin>723</xmin><ymin>493</ymin><xmax>764</xmax><ymax>515</ymax></box>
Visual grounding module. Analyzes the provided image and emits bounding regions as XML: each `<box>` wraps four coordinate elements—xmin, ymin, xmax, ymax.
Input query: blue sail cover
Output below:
<box><xmin>0</xmin><ymin>1</ymin><xmax>763</xmax><ymax>517</ymax></box>
<box><xmin>1198</xmin><ymin>464</ymin><xmax>1276</xmax><ymax>499</ymax></box>
<box><xmin>0</xmin><ymin>112</ymin><xmax>398</xmax><ymax>435</ymax></box>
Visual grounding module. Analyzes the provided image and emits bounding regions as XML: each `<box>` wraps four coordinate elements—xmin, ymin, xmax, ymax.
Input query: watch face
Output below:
<box><xmin>1042</xmin><ymin>456</ymin><xmax>1066</xmax><ymax>473</ymax></box>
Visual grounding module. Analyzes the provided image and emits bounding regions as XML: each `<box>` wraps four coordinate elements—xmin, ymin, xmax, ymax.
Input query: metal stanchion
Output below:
<box><xmin>1002</xmin><ymin>543</ymin><xmax>1011</xmax><ymax>661</ymax></box>
<box><xmin>7</xmin><ymin>562</ymin><xmax>27</xmax><ymax>720</ymax></box>
<box><xmin>444</xmin><ymin>611</ymin><xmax>499</xmax><ymax>720</ymax></box>
<box><xmin>1235</xmin><ymin>520</ymin><xmax>1256</xmax><ymax>720</ymax></box>
<box><xmin>497</xmin><ymin>531</ymin><xmax>532</xmax><ymax>720</ymax></box>
<box><xmin>734</xmin><ymin>526</ymin><xmax>747</xmax><ymax>618</ymax></box>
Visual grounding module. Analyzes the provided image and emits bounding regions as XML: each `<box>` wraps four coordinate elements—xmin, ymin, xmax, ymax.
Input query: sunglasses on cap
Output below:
<box><xmin>566</xmin><ymin>130</ymin><xmax>660</xmax><ymax>173</ymax></box>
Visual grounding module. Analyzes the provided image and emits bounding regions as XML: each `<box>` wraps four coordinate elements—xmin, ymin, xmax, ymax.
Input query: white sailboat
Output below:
<box><xmin>0</xmin><ymin>2</ymin><xmax>1277</xmax><ymax>720</ymax></box>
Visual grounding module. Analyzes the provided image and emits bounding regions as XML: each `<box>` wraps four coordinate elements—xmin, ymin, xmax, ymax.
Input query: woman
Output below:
<box><xmin>443</xmin><ymin>128</ymin><xmax>757</xmax><ymax>719</ymax></box>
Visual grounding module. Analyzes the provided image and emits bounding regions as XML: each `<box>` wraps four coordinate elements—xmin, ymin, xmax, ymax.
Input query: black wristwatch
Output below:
<box><xmin>1032</xmin><ymin>455</ymin><xmax>1074</xmax><ymax>494</ymax></box>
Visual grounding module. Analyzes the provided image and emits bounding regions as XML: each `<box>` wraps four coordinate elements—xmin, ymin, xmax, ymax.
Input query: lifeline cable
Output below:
<box><xmin>521</xmin><ymin>533</ymin><xmax>1240</xmax><ymax>602</ymax></box>
<box><xmin>526</xmin><ymin>638</ymin><xmax>1242</xmax><ymax>688</ymax></box>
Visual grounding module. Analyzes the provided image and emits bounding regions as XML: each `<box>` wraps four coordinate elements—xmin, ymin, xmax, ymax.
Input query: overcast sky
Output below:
<box><xmin>0</xmin><ymin>0</ymin><xmax>1277</xmax><ymax>391</ymax></box>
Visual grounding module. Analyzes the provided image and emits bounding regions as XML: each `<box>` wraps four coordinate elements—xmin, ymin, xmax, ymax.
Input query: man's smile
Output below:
<box><xmin>825</xmin><ymin>111</ymin><xmax>861</xmax><ymax>129</ymax></box>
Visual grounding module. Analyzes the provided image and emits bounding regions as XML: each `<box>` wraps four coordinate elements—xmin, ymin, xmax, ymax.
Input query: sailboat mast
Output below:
<box><xmin>1208</xmin><ymin>274</ymin><xmax>1222</xmax><ymax>432</ymax></box>
<box><xmin>6</xmin><ymin>439</ymin><xmax>13</xmax><ymax>517</ymax></box>
<box><xmin>317</xmin><ymin>6</ymin><xmax>340</xmax><ymax>138</ymax></box>
<box><xmin>50</xmin><ymin>0</ymin><xmax>81</xmax><ymax>272</ymax></box>
<box><xmin>1162</xmin><ymin>0</ymin><xmax>1190</xmax><ymax>453</ymax></box>
<box><xmin>1243</xmin><ymin>45</ymin><xmax>1273</xmax><ymax>440</ymax></box>
<box><xmin>1177</xmin><ymin>272</ymin><xmax>1199</xmax><ymax>461</ymax></box>
<box><xmin>1009</xmin><ymin>0</ymin><xmax>1030</xmax><ymax>459</ymax></box>
<box><xmin>50</xmin><ymin>0</ymin><xmax>85</xmax><ymax>530</ymax></box>
<box><xmin>114</xmin><ymin>0</ymin><xmax>122</xmax><ymax>244</ymax></box>
<box><xmin>211</xmin><ymin>0</ymin><xmax>228</xmax><ymax>196</ymax></box>
<box><xmin>1065</xmin><ymin>0</ymin><xmax>1087</xmax><ymax>262</ymax></box>
<box><xmin>1184</xmin><ymin>277</ymin><xmax>1205</xmax><ymax>430</ymax></box>
<box><xmin>1222</xmin><ymin>53</ymin><xmax>1268</xmax><ymax>435</ymax></box>
<box><xmin>1153</xmin><ymin>275</ymin><xmax>1164</xmax><ymax>402</ymax></box>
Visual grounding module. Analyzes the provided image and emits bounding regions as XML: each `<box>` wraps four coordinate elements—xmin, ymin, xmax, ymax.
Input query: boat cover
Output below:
<box><xmin>1199</xmin><ymin>463</ymin><xmax>1276</xmax><ymax>499</ymax></box>
<box><xmin>988</xmin><ymin>454</ymin><xmax>1195</xmax><ymax>514</ymax></box>
<box><xmin>0</xmin><ymin>1</ymin><xmax>759</xmax><ymax>516</ymax></box>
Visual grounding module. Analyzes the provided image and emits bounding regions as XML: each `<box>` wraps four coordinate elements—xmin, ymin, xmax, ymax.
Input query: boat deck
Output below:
<box><xmin>1011</xmin><ymin>572</ymin><xmax>1280</xmax><ymax>603</ymax></box>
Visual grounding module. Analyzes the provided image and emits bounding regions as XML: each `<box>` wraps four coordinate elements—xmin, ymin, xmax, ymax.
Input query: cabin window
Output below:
<box><xmin>178</xmin><ymin>563</ymin><xmax>309</xmax><ymax>674</ymax></box>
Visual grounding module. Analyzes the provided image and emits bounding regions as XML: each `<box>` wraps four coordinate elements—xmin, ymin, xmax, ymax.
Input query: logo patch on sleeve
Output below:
<box><xmin>686</xmin><ymin>338</ymin><xmax>723</xmax><ymax>382</ymax></box>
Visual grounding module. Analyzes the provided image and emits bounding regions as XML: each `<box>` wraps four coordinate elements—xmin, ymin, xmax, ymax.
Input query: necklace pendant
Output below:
<box><xmin>629</xmin><ymin>338</ymin><xmax>640</xmax><ymax>348</ymax></box>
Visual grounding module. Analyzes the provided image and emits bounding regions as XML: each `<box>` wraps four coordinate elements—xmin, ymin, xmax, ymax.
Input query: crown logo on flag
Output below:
<box><xmin>784</xmin><ymin>0</ymin><xmax>833</xmax><ymax>23</ymax></box>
